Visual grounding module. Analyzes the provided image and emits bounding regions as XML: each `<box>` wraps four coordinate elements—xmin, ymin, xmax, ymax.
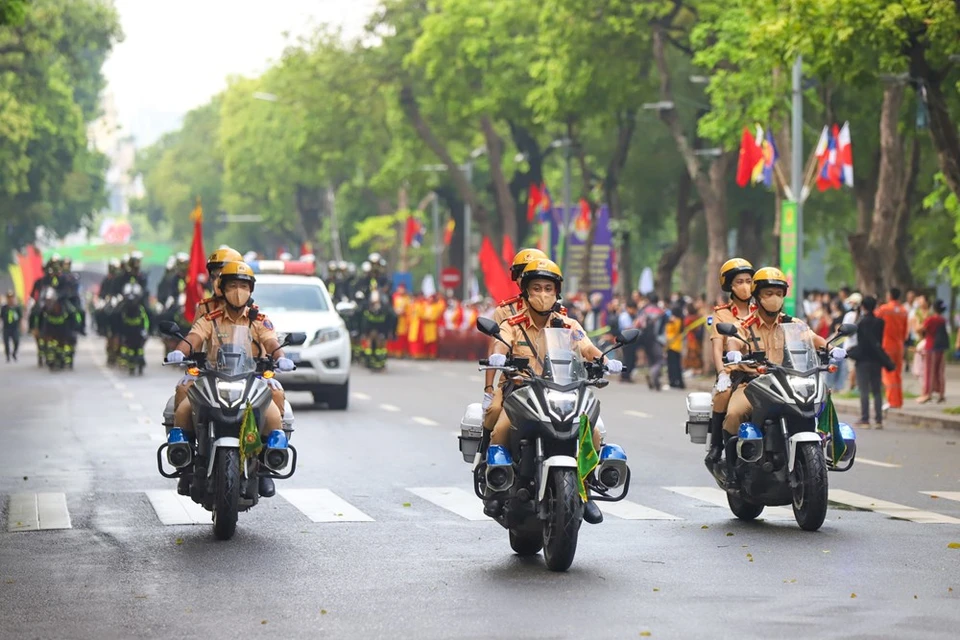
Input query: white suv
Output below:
<box><xmin>252</xmin><ymin>274</ymin><xmax>351</xmax><ymax>409</ymax></box>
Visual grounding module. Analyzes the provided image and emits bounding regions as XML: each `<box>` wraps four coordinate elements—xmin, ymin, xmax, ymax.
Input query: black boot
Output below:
<box><xmin>258</xmin><ymin>476</ymin><xmax>276</xmax><ymax>498</ymax></box>
<box><xmin>482</xmin><ymin>488</ymin><xmax>502</xmax><ymax>518</ymax></box>
<box><xmin>724</xmin><ymin>435</ymin><xmax>740</xmax><ymax>494</ymax></box>
<box><xmin>583</xmin><ymin>500</ymin><xmax>603</xmax><ymax>524</ymax></box>
<box><xmin>177</xmin><ymin>473</ymin><xmax>192</xmax><ymax>496</ymax></box>
<box><xmin>704</xmin><ymin>413</ymin><xmax>725</xmax><ymax>465</ymax></box>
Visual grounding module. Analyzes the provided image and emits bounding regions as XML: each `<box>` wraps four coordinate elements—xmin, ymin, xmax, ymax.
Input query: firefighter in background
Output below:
<box><xmin>115</xmin><ymin>282</ymin><xmax>150</xmax><ymax>375</ymax></box>
<box><xmin>361</xmin><ymin>290</ymin><xmax>396</xmax><ymax>371</ymax></box>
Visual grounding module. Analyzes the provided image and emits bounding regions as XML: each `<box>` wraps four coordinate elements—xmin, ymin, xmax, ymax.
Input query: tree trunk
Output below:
<box><xmin>398</xmin><ymin>84</ymin><xmax>495</xmax><ymax>242</ymax></box>
<box><xmin>736</xmin><ymin>208</ymin><xmax>763</xmax><ymax>266</ymax></box>
<box><xmin>907</xmin><ymin>46</ymin><xmax>960</xmax><ymax>198</ymax></box>
<box><xmin>295</xmin><ymin>184</ymin><xmax>324</xmax><ymax>241</ymax></box>
<box><xmin>507</xmin><ymin>121</ymin><xmax>544</xmax><ymax>244</ymax></box>
<box><xmin>889</xmin><ymin>133</ymin><xmax>921</xmax><ymax>290</ymax></box>
<box><xmin>680</xmin><ymin>211</ymin><xmax>706</xmax><ymax>297</ymax></box>
<box><xmin>480</xmin><ymin>115</ymin><xmax>518</xmax><ymax>248</ymax></box>
<box><xmin>655</xmin><ymin>169</ymin><xmax>695</xmax><ymax>299</ymax></box>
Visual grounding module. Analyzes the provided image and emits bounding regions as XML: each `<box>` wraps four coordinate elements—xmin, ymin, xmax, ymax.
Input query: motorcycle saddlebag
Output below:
<box><xmin>685</xmin><ymin>392</ymin><xmax>712</xmax><ymax>444</ymax></box>
<box><xmin>459</xmin><ymin>403</ymin><xmax>484</xmax><ymax>463</ymax></box>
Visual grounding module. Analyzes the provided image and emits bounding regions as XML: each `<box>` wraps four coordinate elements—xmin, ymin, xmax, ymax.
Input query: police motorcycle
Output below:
<box><xmin>684</xmin><ymin>321</ymin><xmax>858</xmax><ymax>531</ymax></box>
<box><xmin>460</xmin><ymin>317</ymin><xmax>638</xmax><ymax>572</ymax></box>
<box><xmin>156</xmin><ymin>321</ymin><xmax>306</xmax><ymax>540</ymax></box>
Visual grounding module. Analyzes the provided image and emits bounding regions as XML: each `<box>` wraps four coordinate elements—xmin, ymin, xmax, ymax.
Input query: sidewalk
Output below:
<box><xmin>684</xmin><ymin>363</ymin><xmax>960</xmax><ymax>431</ymax></box>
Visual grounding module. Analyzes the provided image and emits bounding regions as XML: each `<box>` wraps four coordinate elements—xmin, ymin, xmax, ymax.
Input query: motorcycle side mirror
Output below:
<box><xmin>618</xmin><ymin>328</ymin><xmax>641</xmax><ymax>346</ymax></box>
<box><xmin>282</xmin><ymin>332</ymin><xmax>307</xmax><ymax>347</ymax></box>
<box><xmin>476</xmin><ymin>317</ymin><xmax>501</xmax><ymax>337</ymax></box>
<box><xmin>838</xmin><ymin>323</ymin><xmax>857</xmax><ymax>337</ymax></box>
<box><xmin>158</xmin><ymin>320</ymin><xmax>184</xmax><ymax>339</ymax></box>
<box><xmin>716</xmin><ymin>322</ymin><xmax>739</xmax><ymax>337</ymax></box>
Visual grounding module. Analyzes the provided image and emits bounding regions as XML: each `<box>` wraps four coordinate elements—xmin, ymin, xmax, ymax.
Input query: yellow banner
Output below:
<box><xmin>7</xmin><ymin>264</ymin><xmax>24</xmax><ymax>303</ymax></box>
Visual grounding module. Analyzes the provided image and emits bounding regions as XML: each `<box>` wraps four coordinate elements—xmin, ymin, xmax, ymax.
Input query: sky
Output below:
<box><xmin>102</xmin><ymin>0</ymin><xmax>379</xmax><ymax>147</ymax></box>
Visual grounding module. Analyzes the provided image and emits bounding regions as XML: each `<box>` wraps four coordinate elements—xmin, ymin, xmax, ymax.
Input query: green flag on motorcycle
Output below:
<box><xmin>239</xmin><ymin>401</ymin><xmax>263</xmax><ymax>464</ymax></box>
<box><xmin>817</xmin><ymin>393</ymin><xmax>846</xmax><ymax>466</ymax></box>
<box><xmin>576</xmin><ymin>414</ymin><xmax>599</xmax><ymax>503</ymax></box>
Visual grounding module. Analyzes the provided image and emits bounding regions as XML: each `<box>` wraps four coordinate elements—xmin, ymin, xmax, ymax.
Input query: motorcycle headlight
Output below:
<box><xmin>216</xmin><ymin>380</ymin><xmax>245</xmax><ymax>407</ymax></box>
<box><xmin>312</xmin><ymin>327</ymin><xmax>343</xmax><ymax>345</ymax></box>
<box><xmin>789</xmin><ymin>376</ymin><xmax>816</xmax><ymax>399</ymax></box>
<box><xmin>547</xmin><ymin>392</ymin><xmax>578</xmax><ymax>419</ymax></box>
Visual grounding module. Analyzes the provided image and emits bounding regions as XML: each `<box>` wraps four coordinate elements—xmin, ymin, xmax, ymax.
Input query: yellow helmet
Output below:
<box><xmin>510</xmin><ymin>248</ymin><xmax>548</xmax><ymax>280</ymax></box>
<box><xmin>218</xmin><ymin>261</ymin><xmax>256</xmax><ymax>293</ymax></box>
<box><xmin>206</xmin><ymin>247</ymin><xmax>243</xmax><ymax>274</ymax></box>
<box><xmin>520</xmin><ymin>258</ymin><xmax>563</xmax><ymax>293</ymax></box>
<box><xmin>719</xmin><ymin>258</ymin><xmax>754</xmax><ymax>293</ymax></box>
<box><xmin>751</xmin><ymin>267</ymin><xmax>788</xmax><ymax>295</ymax></box>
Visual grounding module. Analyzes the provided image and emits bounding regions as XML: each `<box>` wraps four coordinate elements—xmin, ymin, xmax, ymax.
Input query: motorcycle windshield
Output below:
<box><xmin>781</xmin><ymin>322</ymin><xmax>819</xmax><ymax>372</ymax></box>
<box><xmin>542</xmin><ymin>328</ymin><xmax>588</xmax><ymax>384</ymax></box>
<box><xmin>211</xmin><ymin>324</ymin><xmax>257</xmax><ymax>376</ymax></box>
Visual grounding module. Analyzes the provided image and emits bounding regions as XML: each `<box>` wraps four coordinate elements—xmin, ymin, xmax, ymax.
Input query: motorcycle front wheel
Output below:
<box><xmin>792</xmin><ymin>442</ymin><xmax>828</xmax><ymax>531</ymax></box>
<box><xmin>541</xmin><ymin>468</ymin><xmax>582</xmax><ymax>572</ymax></box>
<box><xmin>212</xmin><ymin>448</ymin><xmax>240</xmax><ymax>540</ymax></box>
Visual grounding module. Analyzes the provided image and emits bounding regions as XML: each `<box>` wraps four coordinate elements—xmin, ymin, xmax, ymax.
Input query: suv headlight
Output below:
<box><xmin>789</xmin><ymin>376</ymin><xmax>816</xmax><ymax>399</ymax></box>
<box><xmin>312</xmin><ymin>327</ymin><xmax>343</xmax><ymax>345</ymax></box>
<box><xmin>216</xmin><ymin>380</ymin><xmax>245</xmax><ymax>407</ymax></box>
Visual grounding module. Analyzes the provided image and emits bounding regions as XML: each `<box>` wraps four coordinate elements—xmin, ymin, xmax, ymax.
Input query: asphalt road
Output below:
<box><xmin>1</xmin><ymin>337</ymin><xmax>959</xmax><ymax>639</ymax></box>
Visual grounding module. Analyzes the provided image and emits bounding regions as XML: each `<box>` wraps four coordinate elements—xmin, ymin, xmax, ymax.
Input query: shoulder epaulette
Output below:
<box><xmin>507</xmin><ymin>312</ymin><xmax>530</xmax><ymax>327</ymax></box>
<box><xmin>499</xmin><ymin>295</ymin><xmax>521</xmax><ymax>308</ymax></box>
<box><xmin>255</xmin><ymin>313</ymin><xmax>266</xmax><ymax>322</ymax></box>
<box><xmin>713</xmin><ymin>303</ymin><xmax>732</xmax><ymax>312</ymax></box>
<box><xmin>742</xmin><ymin>314</ymin><xmax>760</xmax><ymax>329</ymax></box>
<box><xmin>559</xmin><ymin>305</ymin><xmax>568</xmax><ymax>316</ymax></box>
<box><xmin>205</xmin><ymin>309</ymin><xmax>223</xmax><ymax>321</ymax></box>
<box><xmin>199</xmin><ymin>296</ymin><xmax>216</xmax><ymax>304</ymax></box>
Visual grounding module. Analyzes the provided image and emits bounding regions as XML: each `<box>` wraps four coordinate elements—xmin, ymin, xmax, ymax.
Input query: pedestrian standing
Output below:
<box><xmin>911</xmin><ymin>295</ymin><xmax>930</xmax><ymax>380</ymax></box>
<box><xmin>853</xmin><ymin>296</ymin><xmax>886</xmax><ymax>429</ymax></box>
<box><xmin>918</xmin><ymin>299</ymin><xmax>949</xmax><ymax>404</ymax></box>
<box><xmin>617</xmin><ymin>300</ymin><xmax>638</xmax><ymax>382</ymax></box>
<box><xmin>1</xmin><ymin>291</ymin><xmax>23</xmax><ymax>362</ymax></box>
<box><xmin>876</xmin><ymin>287</ymin><xmax>909</xmax><ymax>408</ymax></box>
<box><xmin>825</xmin><ymin>298</ymin><xmax>847</xmax><ymax>391</ymax></box>
<box><xmin>665</xmin><ymin>304</ymin><xmax>685</xmax><ymax>388</ymax></box>
<box><xmin>842</xmin><ymin>293</ymin><xmax>863</xmax><ymax>391</ymax></box>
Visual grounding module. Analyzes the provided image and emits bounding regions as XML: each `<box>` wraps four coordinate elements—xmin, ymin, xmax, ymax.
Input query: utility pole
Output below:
<box><xmin>431</xmin><ymin>192</ymin><xmax>441</xmax><ymax>285</ymax></box>
<box><xmin>791</xmin><ymin>55</ymin><xmax>804</xmax><ymax>314</ymax></box>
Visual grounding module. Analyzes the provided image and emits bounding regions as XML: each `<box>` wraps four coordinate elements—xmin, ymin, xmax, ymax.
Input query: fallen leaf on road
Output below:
<box><xmin>321</xmin><ymin>610</ymin><xmax>328</xmax><ymax>615</ymax></box>
<box><xmin>914</xmin><ymin>595</ymin><xmax>918</xmax><ymax>599</ymax></box>
<box><xmin>175</xmin><ymin>538</ymin><xmax>184</xmax><ymax>546</ymax></box>
<box><xmin>4</xmin><ymin>579</ymin><xmax>14</xmax><ymax>584</ymax></box>
<box><xmin>653</xmin><ymin>588</ymin><xmax>660</xmax><ymax>592</ymax></box>
<box><xmin>948</xmin><ymin>542</ymin><xmax>960</xmax><ymax>549</ymax></box>
<box><xmin>822</xmin><ymin>550</ymin><xmax>831</xmax><ymax>554</ymax></box>
<box><xmin>783</xmin><ymin>579</ymin><xmax>797</xmax><ymax>584</ymax></box>
<box><xmin>726</xmin><ymin>532</ymin><xmax>734</xmax><ymax>537</ymax></box>
<box><xmin>134</xmin><ymin>595</ymin><xmax>147</xmax><ymax>599</ymax></box>
<box><xmin>639</xmin><ymin>632</ymin><xmax>652</xmax><ymax>637</ymax></box>
<box><xmin>850</xmin><ymin>593</ymin><xmax>857</xmax><ymax>598</ymax></box>
<box><xmin>746</xmin><ymin>553</ymin><xmax>753</xmax><ymax>562</ymax></box>
<box><xmin>261</xmin><ymin>620</ymin><xmax>267</xmax><ymax>625</ymax></box>
<box><xmin>701</xmin><ymin>525</ymin><xmax>708</xmax><ymax>529</ymax></box>
<box><xmin>22</xmin><ymin>476</ymin><xmax>27</xmax><ymax>481</ymax></box>
<box><xmin>949</xmin><ymin>588</ymin><xmax>954</xmax><ymax>592</ymax></box>
<box><xmin>929</xmin><ymin>495</ymin><xmax>939</xmax><ymax>499</ymax></box>
<box><xmin>335</xmin><ymin>513</ymin><xmax>343</xmax><ymax>517</ymax></box>
<box><xmin>403</xmin><ymin>502</ymin><xmax>412</xmax><ymax>507</ymax></box>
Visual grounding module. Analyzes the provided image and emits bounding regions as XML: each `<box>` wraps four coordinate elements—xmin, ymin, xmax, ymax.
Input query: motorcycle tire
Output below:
<box><xmin>541</xmin><ymin>468</ymin><xmax>582</xmax><ymax>572</ymax></box>
<box><xmin>509</xmin><ymin>529</ymin><xmax>543</xmax><ymax>556</ymax></box>
<box><xmin>792</xmin><ymin>442</ymin><xmax>828</xmax><ymax>531</ymax></box>
<box><xmin>727</xmin><ymin>493</ymin><xmax>765</xmax><ymax>521</ymax></box>
<box><xmin>212</xmin><ymin>448</ymin><xmax>241</xmax><ymax>540</ymax></box>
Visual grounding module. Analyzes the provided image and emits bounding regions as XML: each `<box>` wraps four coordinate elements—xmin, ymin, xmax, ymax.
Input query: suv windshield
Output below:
<box><xmin>254</xmin><ymin>282</ymin><xmax>329</xmax><ymax>312</ymax></box>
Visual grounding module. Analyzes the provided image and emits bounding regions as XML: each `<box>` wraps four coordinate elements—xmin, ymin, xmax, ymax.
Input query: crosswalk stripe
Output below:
<box><xmin>352</xmin><ymin>392</ymin><xmax>371</xmax><ymax>400</ymax></box>
<box><xmin>146</xmin><ymin>491</ymin><xmax>210</xmax><ymax>525</ymax></box>
<box><xmin>379</xmin><ymin>403</ymin><xmax>401</xmax><ymax>412</ymax></box>
<box><xmin>920</xmin><ymin>491</ymin><xmax>960</xmax><ymax>503</ymax></box>
<box><xmin>601</xmin><ymin>500</ymin><xmax>682</xmax><ymax>520</ymax></box>
<box><xmin>830</xmin><ymin>489</ymin><xmax>960</xmax><ymax>524</ymax></box>
<box><xmin>7</xmin><ymin>493</ymin><xmax>72</xmax><ymax>532</ymax></box>
<box><xmin>624</xmin><ymin>410</ymin><xmax>651</xmax><ymax>418</ymax></box>
<box><xmin>664</xmin><ymin>486</ymin><xmax>795</xmax><ymax>520</ymax></box>
<box><xmin>856</xmin><ymin>458</ymin><xmax>902</xmax><ymax>468</ymax></box>
<box><xmin>412</xmin><ymin>416</ymin><xmax>439</xmax><ymax>427</ymax></box>
<box><xmin>407</xmin><ymin>487</ymin><xmax>487</xmax><ymax>521</ymax></box>
<box><xmin>279</xmin><ymin>489</ymin><xmax>374</xmax><ymax>522</ymax></box>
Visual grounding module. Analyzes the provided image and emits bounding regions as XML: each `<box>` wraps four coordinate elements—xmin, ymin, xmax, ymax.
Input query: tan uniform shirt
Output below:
<box><xmin>709</xmin><ymin>302</ymin><xmax>754</xmax><ymax>348</ymax></box>
<box><xmin>188</xmin><ymin>308</ymin><xmax>279</xmax><ymax>363</ymax></box>
<box><xmin>731</xmin><ymin>311</ymin><xmax>818</xmax><ymax>369</ymax></box>
<box><xmin>493</xmin><ymin>296</ymin><xmax>524</xmax><ymax>325</ymax></box>
<box><xmin>495</xmin><ymin>310</ymin><xmax>601</xmax><ymax>378</ymax></box>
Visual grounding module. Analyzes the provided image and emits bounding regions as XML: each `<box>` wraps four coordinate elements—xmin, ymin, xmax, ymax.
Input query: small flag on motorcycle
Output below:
<box><xmin>577</xmin><ymin>414</ymin><xmax>599</xmax><ymax>503</ymax></box>
<box><xmin>817</xmin><ymin>393</ymin><xmax>846</xmax><ymax>466</ymax></box>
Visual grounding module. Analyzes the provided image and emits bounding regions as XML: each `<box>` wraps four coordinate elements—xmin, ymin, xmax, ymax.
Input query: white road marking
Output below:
<box><xmin>664</xmin><ymin>486</ymin><xmax>794</xmax><ymax>520</ymax></box>
<box><xmin>412</xmin><ymin>416</ymin><xmax>439</xmax><ymax>426</ymax></box>
<box><xmin>624</xmin><ymin>410</ymin><xmax>652</xmax><ymax>418</ymax></box>
<box><xmin>407</xmin><ymin>487</ymin><xmax>487</xmax><ymax>521</ymax></box>
<box><xmin>441</xmin><ymin>371</ymin><xmax>457</xmax><ymax>378</ymax></box>
<box><xmin>601</xmin><ymin>500</ymin><xmax>682</xmax><ymax>520</ymax></box>
<box><xmin>352</xmin><ymin>392</ymin><xmax>371</xmax><ymax>401</ymax></box>
<box><xmin>148</xmin><ymin>433</ymin><xmax>166</xmax><ymax>443</ymax></box>
<box><xmin>921</xmin><ymin>491</ymin><xmax>960</xmax><ymax>503</ymax></box>
<box><xmin>379</xmin><ymin>403</ymin><xmax>401</xmax><ymax>413</ymax></box>
<box><xmin>7</xmin><ymin>493</ymin><xmax>72</xmax><ymax>532</ymax></box>
<box><xmin>828</xmin><ymin>489</ymin><xmax>960</xmax><ymax>524</ymax></box>
<box><xmin>128</xmin><ymin>403</ymin><xmax>143</xmax><ymax>412</ymax></box>
<box><xmin>146</xmin><ymin>491</ymin><xmax>210</xmax><ymax>525</ymax></box>
<box><xmin>468</xmin><ymin>375</ymin><xmax>482</xmax><ymax>383</ymax></box>
<box><xmin>122</xmin><ymin>391</ymin><xmax>135</xmax><ymax>399</ymax></box>
<box><xmin>856</xmin><ymin>458</ymin><xmax>902</xmax><ymax>468</ymax></box>
<box><xmin>113</xmin><ymin>383</ymin><xmax>126</xmax><ymax>390</ymax></box>
<box><xmin>137</xmin><ymin>416</ymin><xmax>152</xmax><ymax>425</ymax></box>
<box><xmin>279</xmin><ymin>489</ymin><xmax>374</xmax><ymax>522</ymax></box>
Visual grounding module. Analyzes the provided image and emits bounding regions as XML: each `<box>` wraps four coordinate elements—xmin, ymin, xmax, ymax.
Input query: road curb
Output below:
<box><xmin>685</xmin><ymin>377</ymin><xmax>960</xmax><ymax>432</ymax></box>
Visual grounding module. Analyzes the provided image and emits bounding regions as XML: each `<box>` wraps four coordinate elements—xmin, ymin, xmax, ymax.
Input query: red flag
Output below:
<box><xmin>579</xmin><ymin>199</ymin><xmax>591</xmax><ymax>224</ymax></box>
<box><xmin>443</xmin><ymin>218</ymin><xmax>456</xmax><ymax>246</ymax></box>
<box><xmin>735</xmin><ymin>126</ymin><xmax>764</xmax><ymax>187</ymax></box>
<box><xmin>299</xmin><ymin>241</ymin><xmax>313</xmax><ymax>257</ymax></box>
<box><xmin>502</xmin><ymin>235</ymin><xmax>516</xmax><ymax>267</ymax></box>
<box><xmin>403</xmin><ymin>216</ymin><xmax>418</xmax><ymax>247</ymax></box>
<box><xmin>21</xmin><ymin>245</ymin><xmax>44</xmax><ymax>301</ymax></box>
<box><xmin>478</xmin><ymin>236</ymin><xmax>514</xmax><ymax>302</ymax></box>
<box><xmin>184</xmin><ymin>200</ymin><xmax>206</xmax><ymax>324</ymax></box>
<box><xmin>527</xmin><ymin>183</ymin><xmax>542</xmax><ymax>222</ymax></box>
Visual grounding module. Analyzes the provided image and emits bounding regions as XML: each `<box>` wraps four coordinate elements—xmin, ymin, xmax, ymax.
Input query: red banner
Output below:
<box><xmin>184</xmin><ymin>202</ymin><xmax>206</xmax><ymax>324</ymax></box>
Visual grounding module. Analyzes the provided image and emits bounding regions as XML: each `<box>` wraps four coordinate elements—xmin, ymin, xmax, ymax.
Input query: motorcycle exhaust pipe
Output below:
<box><xmin>263</xmin><ymin>430</ymin><xmax>290</xmax><ymax>472</ymax></box>
<box><xmin>737</xmin><ymin>422</ymin><xmax>764</xmax><ymax>464</ymax></box>
<box><xmin>596</xmin><ymin>444</ymin><xmax>628</xmax><ymax>489</ymax></box>
<box><xmin>167</xmin><ymin>443</ymin><xmax>193</xmax><ymax>469</ymax></box>
<box><xmin>485</xmin><ymin>445</ymin><xmax>515</xmax><ymax>492</ymax></box>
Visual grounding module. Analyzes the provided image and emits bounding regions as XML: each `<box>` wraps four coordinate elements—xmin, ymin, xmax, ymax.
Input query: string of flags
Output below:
<box><xmin>735</xmin><ymin>121</ymin><xmax>854</xmax><ymax>198</ymax></box>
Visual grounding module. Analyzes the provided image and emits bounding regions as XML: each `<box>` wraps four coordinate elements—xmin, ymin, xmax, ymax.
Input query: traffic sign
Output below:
<box><xmin>440</xmin><ymin>267</ymin><xmax>462</xmax><ymax>289</ymax></box>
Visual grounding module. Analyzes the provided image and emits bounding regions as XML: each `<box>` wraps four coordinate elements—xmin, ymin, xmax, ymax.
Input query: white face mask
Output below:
<box><xmin>225</xmin><ymin>288</ymin><xmax>250</xmax><ymax>308</ymax></box>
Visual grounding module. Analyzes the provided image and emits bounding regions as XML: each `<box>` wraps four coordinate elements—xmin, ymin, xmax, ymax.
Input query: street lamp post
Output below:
<box><xmin>431</xmin><ymin>192</ymin><xmax>441</xmax><ymax>286</ymax></box>
<box><xmin>790</xmin><ymin>55</ymin><xmax>804</xmax><ymax>316</ymax></box>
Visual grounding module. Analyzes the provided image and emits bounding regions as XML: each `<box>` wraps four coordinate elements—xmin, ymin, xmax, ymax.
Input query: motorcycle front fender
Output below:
<box><xmin>787</xmin><ymin>432</ymin><xmax>822</xmax><ymax>473</ymax></box>
<box><xmin>206</xmin><ymin>436</ymin><xmax>240</xmax><ymax>477</ymax></box>
<box><xmin>537</xmin><ymin>455</ymin><xmax>578</xmax><ymax>502</ymax></box>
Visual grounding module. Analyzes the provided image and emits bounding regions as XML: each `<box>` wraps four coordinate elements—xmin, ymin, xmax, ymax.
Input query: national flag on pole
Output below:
<box><xmin>501</xmin><ymin>234</ymin><xmax>516</xmax><ymax>267</ymax></box>
<box><xmin>527</xmin><ymin>183</ymin><xmax>542</xmax><ymax>223</ymax></box>
<box><xmin>837</xmin><ymin>121</ymin><xmax>854</xmax><ymax>187</ymax></box>
<box><xmin>752</xmin><ymin>129</ymin><xmax>779</xmax><ymax>188</ymax></box>
<box><xmin>184</xmin><ymin>198</ymin><xmax>206</xmax><ymax>324</ymax></box>
<box><xmin>404</xmin><ymin>215</ymin><xmax>424</xmax><ymax>248</ymax></box>
<box><xmin>443</xmin><ymin>218</ymin><xmax>456</xmax><ymax>246</ymax></box>
<box><xmin>735</xmin><ymin>125</ymin><xmax>764</xmax><ymax>187</ymax></box>
<box><xmin>816</xmin><ymin>125</ymin><xmax>842</xmax><ymax>191</ymax></box>
<box><xmin>576</xmin><ymin>414</ymin><xmax>599</xmax><ymax>503</ymax></box>
<box><xmin>536</xmin><ymin>184</ymin><xmax>553</xmax><ymax>222</ymax></box>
